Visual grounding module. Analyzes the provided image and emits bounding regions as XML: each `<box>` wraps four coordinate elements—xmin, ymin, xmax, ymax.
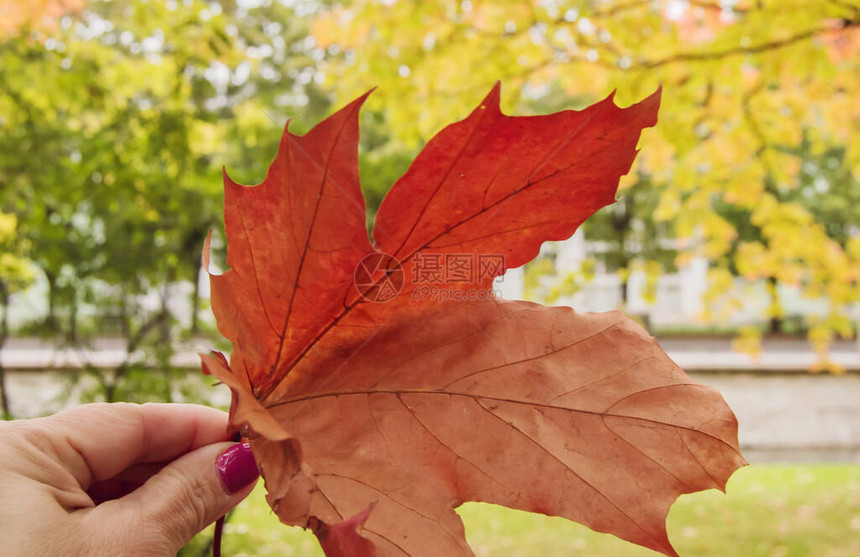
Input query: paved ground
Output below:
<box><xmin>3</xmin><ymin>337</ymin><xmax>860</xmax><ymax>462</ymax></box>
<box><xmin>692</xmin><ymin>372</ymin><xmax>860</xmax><ymax>463</ymax></box>
<box><xmin>661</xmin><ymin>336</ymin><xmax>860</xmax><ymax>372</ymax></box>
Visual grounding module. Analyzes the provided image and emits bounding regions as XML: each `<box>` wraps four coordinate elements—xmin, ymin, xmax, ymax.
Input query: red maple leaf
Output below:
<box><xmin>203</xmin><ymin>83</ymin><xmax>745</xmax><ymax>556</ymax></box>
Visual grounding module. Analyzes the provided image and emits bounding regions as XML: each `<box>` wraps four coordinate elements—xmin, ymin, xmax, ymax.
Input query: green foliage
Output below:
<box><xmin>358</xmin><ymin>107</ymin><xmax>418</xmax><ymax>217</ymax></box>
<box><xmin>0</xmin><ymin>0</ymin><xmax>331</xmax><ymax>403</ymax></box>
<box><xmin>789</xmin><ymin>139</ymin><xmax>860</xmax><ymax>249</ymax></box>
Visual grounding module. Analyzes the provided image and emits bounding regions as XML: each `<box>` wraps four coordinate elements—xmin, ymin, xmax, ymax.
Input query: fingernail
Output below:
<box><xmin>216</xmin><ymin>443</ymin><xmax>259</xmax><ymax>494</ymax></box>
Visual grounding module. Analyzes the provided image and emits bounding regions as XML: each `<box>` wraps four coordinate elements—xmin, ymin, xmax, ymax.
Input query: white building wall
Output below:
<box><xmin>495</xmin><ymin>234</ymin><xmax>843</xmax><ymax>330</ymax></box>
<box><xmin>4</xmin><ymin>233</ymin><xmax>850</xmax><ymax>333</ymax></box>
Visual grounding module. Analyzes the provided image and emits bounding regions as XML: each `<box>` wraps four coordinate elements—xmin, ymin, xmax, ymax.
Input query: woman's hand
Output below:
<box><xmin>0</xmin><ymin>402</ymin><xmax>259</xmax><ymax>556</ymax></box>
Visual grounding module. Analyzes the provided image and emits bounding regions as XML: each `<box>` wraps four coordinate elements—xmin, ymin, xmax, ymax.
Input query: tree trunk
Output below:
<box><xmin>104</xmin><ymin>308</ymin><xmax>170</xmax><ymax>401</ymax></box>
<box><xmin>619</xmin><ymin>275</ymin><xmax>628</xmax><ymax>306</ymax></box>
<box><xmin>767</xmin><ymin>276</ymin><xmax>782</xmax><ymax>334</ymax></box>
<box><xmin>611</xmin><ymin>197</ymin><xmax>632</xmax><ymax>308</ymax></box>
<box><xmin>104</xmin><ymin>370</ymin><xmax>117</xmax><ymax>403</ymax></box>
<box><xmin>120</xmin><ymin>294</ymin><xmax>130</xmax><ymax>339</ymax></box>
<box><xmin>768</xmin><ymin>316</ymin><xmax>781</xmax><ymax>335</ymax></box>
<box><xmin>45</xmin><ymin>269</ymin><xmax>58</xmax><ymax>332</ymax></box>
<box><xmin>0</xmin><ymin>282</ymin><xmax>10</xmax><ymax>418</ymax></box>
<box><xmin>68</xmin><ymin>292</ymin><xmax>78</xmax><ymax>344</ymax></box>
<box><xmin>159</xmin><ymin>283</ymin><xmax>171</xmax><ymax>344</ymax></box>
<box><xmin>190</xmin><ymin>265</ymin><xmax>200</xmax><ymax>335</ymax></box>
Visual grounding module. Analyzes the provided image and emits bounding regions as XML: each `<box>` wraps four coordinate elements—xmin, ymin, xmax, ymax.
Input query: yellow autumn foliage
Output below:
<box><xmin>310</xmin><ymin>1</ymin><xmax>860</xmax><ymax>363</ymax></box>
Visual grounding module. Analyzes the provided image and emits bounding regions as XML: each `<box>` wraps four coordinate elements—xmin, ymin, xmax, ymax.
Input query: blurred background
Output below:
<box><xmin>1</xmin><ymin>0</ymin><xmax>859</xmax><ymax>555</ymax></box>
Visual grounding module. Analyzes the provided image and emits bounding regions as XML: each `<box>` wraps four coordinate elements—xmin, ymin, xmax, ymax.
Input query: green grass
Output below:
<box><xmin>183</xmin><ymin>465</ymin><xmax>860</xmax><ymax>556</ymax></box>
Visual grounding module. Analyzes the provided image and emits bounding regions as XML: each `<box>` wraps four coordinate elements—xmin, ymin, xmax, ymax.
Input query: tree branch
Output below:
<box><xmin>0</xmin><ymin>281</ymin><xmax>10</xmax><ymax>418</ymax></box>
<box><xmin>641</xmin><ymin>19</ymin><xmax>859</xmax><ymax>68</ymax></box>
<box><xmin>591</xmin><ymin>0</ymin><xmax>651</xmax><ymax>19</ymax></box>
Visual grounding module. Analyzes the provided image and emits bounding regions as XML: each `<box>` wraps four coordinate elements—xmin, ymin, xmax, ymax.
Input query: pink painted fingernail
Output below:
<box><xmin>216</xmin><ymin>443</ymin><xmax>259</xmax><ymax>494</ymax></box>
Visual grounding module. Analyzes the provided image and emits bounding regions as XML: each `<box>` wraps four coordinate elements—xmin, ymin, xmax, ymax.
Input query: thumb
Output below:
<box><xmin>93</xmin><ymin>442</ymin><xmax>259</xmax><ymax>555</ymax></box>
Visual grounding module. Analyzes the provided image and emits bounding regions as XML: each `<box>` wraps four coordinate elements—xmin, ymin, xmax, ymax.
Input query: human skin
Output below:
<box><xmin>0</xmin><ymin>402</ymin><xmax>259</xmax><ymax>556</ymax></box>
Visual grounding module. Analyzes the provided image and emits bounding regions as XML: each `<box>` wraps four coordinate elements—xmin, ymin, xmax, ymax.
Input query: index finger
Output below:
<box><xmin>35</xmin><ymin>402</ymin><xmax>231</xmax><ymax>488</ymax></box>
